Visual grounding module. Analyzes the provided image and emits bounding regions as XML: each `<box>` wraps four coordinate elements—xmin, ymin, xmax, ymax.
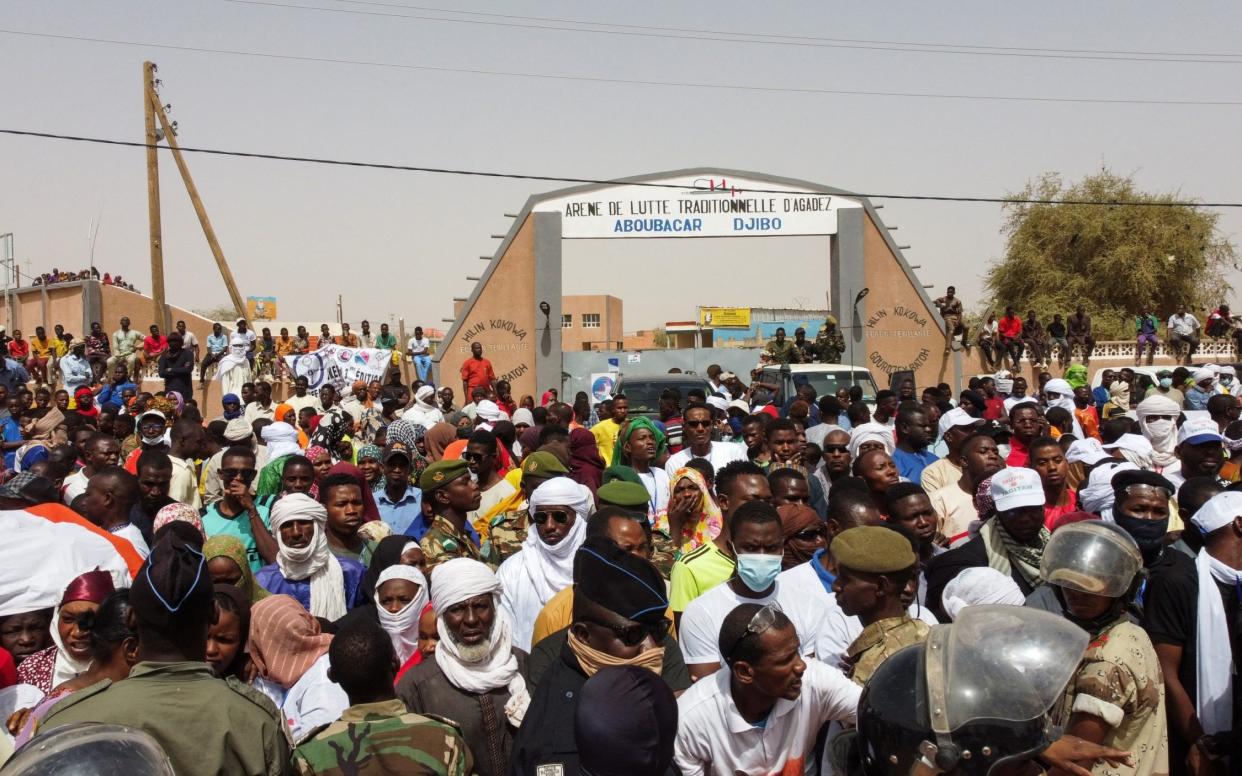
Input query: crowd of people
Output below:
<box><xmin>933</xmin><ymin>287</ymin><xmax>1242</xmax><ymax>371</ymax></box>
<box><xmin>26</xmin><ymin>267</ymin><xmax>138</xmax><ymax>292</ymax></box>
<box><xmin>0</xmin><ymin>311</ymin><xmax>1235</xmax><ymax>775</ymax></box>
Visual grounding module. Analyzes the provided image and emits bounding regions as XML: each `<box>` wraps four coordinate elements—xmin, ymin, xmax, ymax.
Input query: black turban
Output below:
<box><xmin>130</xmin><ymin>530</ymin><xmax>213</xmax><ymax>630</ymax></box>
<box><xmin>575</xmin><ymin>665</ymin><xmax>677</xmax><ymax>776</ymax></box>
<box><xmin>573</xmin><ymin>536</ymin><xmax>667</xmax><ymax>625</ymax></box>
<box><xmin>1112</xmin><ymin>469</ymin><xmax>1174</xmax><ymax>501</ymax></box>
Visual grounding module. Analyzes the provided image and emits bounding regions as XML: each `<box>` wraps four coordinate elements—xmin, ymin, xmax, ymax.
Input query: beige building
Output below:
<box><xmin>560</xmin><ymin>294</ymin><xmax>623</xmax><ymax>351</ymax></box>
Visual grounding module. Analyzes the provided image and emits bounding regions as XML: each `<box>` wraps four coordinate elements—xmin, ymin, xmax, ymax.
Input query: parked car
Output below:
<box><xmin>610</xmin><ymin>373</ymin><xmax>713</xmax><ymax>419</ymax></box>
<box><xmin>756</xmin><ymin>363</ymin><xmax>880</xmax><ymax>410</ymax></box>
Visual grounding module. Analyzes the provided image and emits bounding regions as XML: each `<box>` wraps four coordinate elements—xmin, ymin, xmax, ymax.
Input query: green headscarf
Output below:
<box><xmin>612</xmin><ymin>416</ymin><xmax>668</xmax><ymax>466</ymax></box>
<box><xmin>1064</xmin><ymin>364</ymin><xmax>1088</xmax><ymax>390</ymax></box>
<box><xmin>203</xmin><ymin>535</ymin><xmax>271</xmax><ymax>602</ymax></box>
<box><xmin>255</xmin><ymin>454</ymin><xmax>291</xmax><ymax>497</ymax></box>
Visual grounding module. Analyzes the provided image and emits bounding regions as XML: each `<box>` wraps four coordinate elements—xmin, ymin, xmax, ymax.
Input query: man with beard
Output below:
<box><xmin>397</xmin><ymin>558</ymin><xmax>527</xmax><ymax>776</ymax></box>
<box><xmin>509</xmin><ymin>535</ymin><xmax>688</xmax><ymax>775</ymax></box>
<box><xmin>925</xmin><ymin>466</ymin><xmax>1049</xmax><ymax>621</ymax></box>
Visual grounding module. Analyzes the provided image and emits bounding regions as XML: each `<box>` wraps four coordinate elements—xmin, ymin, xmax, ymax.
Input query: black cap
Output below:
<box><xmin>129</xmin><ymin>530</ymin><xmax>213</xmax><ymax>630</ymax></box>
<box><xmin>573</xmin><ymin>536</ymin><xmax>667</xmax><ymax>625</ymax></box>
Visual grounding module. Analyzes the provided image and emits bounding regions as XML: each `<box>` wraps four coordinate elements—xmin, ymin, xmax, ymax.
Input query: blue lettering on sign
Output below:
<box><xmin>733</xmin><ymin>217</ymin><xmax>783</xmax><ymax>232</ymax></box>
<box><xmin>612</xmin><ymin>218</ymin><xmax>703</xmax><ymax>233</ymax></box>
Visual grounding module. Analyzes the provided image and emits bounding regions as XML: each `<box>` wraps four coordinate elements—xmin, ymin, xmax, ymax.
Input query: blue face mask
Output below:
<box><xmin>1159</xmin><ymin>378</ymin><xmax>1173</xmax><ymax>389</ymax></box>
<box><xmin>734</xmin><ymin>552</ymin><xmax>782</xmax><ymax>592</ymax></box>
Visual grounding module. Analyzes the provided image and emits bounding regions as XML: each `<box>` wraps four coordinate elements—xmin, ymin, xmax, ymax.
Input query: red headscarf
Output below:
<box><xmin>61</xmin><ymin>569</ymin><xmax>115</xmax><ymax>607</ymax></box>
<box><xmin>73</xmin><ymin>388</ymin><xmax>99</xmax><ymax>419</ymax></box>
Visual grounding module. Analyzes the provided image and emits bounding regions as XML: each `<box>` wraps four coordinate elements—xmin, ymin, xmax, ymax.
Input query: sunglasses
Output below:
<box><xmin>822</xmin><ymin>444</ymin><xmax>849</xmax><ymax>454</ymax></box>
<box><xmin>532</xmin><ymin>509</ymin><xmax>573</xmax><ymax>525</ymax></box>
<box><xmin>723</xmin><ymin>602</ymin><xmax>783</xmax><ymax>664</ymax></box>
<box><xmin>586</xmin><ymin>616</ymin><xmax>671</xmax><ymax>647</ymax></box>
<box><xmin>793</xmin><ymin>526</ymin><xmax>826</xmax><ymax>542</ymax></box>
<box><xmin>684</xmin><ymin>419</ymin><xmax>712</xmax><ymax>428</ymax></box>
<box><xmin>220</xmin><ymin>468</ymin><xmax>257</xmax><ymax>483</ymax></box>
<box><xmin>461</xmin><ymin>452</ymin><xmax>488</xmax><ymax>463</ymax></box>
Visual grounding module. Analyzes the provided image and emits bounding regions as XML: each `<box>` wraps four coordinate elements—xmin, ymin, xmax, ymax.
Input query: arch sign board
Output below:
<box><xmin>533</xmin><ymin>174</ymin><xmax>862</xmax><ymax>239</ymax></box>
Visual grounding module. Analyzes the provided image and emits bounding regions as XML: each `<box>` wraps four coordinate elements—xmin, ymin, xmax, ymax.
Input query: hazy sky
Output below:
<box><xmin>5</xmin><ymin>1</ymin><xmax>1242</xmax><ymax>332</ymax></box>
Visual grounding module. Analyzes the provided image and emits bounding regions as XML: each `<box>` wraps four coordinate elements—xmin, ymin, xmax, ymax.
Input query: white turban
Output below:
<box><xmin>1043</xmin><ymin>378</ymin><xmax>1073</xmax><ymax>398</ymax></box>
<box><xmin>1079</xmin><ymin>461</ymin><xmax>1138</xmax><ymax>516</ymax></box>
<box><xmin>429</xmin><ymin>559</ymin><xmax>529</xmax><ymax>725</ymax></box>
<box><xmin>1134</xmin><ymin>395</ymin><xmax>1181</xmax><ymax>467</ymax></box>
<box><xmin>511</xmin><ymin>408</ymin><xmax>535</xmax><ymax>427</ymax></box>
<box><xmin>1192</xmin><ymin>491</ymin><xmax>1242</xmax><ymax>535</ymax></box>
<box><xmin>374</xmin><ymin>564</ymin><xmax>429</xmax><ymax>666</ymax></box>
<box><xmin>262</xmin><ymin>421</ymin><xmax>302</xmax><ymax>459</ymax></box>
<box><xmin>414</xmin><ymin>385</ymin><xmax>437</xmax><ymax>407</ymax></box>
<box><xmin>941</xmin><ymin>567</ymin><xmax>1026</xmax><ymax>621</ymax></box>
<box><xmin>269</xmin><ymin>494</ymin><xmax>347</xmax><ymax>621</ymax></box>
<box><xmin>224</xmin><ymin>416</ymin><xmax>253</xmax><ymax>443</ymax></box>
<box><xmin>1194</xmin><ymin>368</ymin><xmax>1215</xmax><ymax>384</ymax></box>
<box><xmin>1136</xmin><ymin>394</ymin><xmax>1180</xmax><ymax>418</ymax></box>
<box><xmin>475</xmin><ymin>400</ymin><xmax>505</xmax><ymax>424</ymax></box>
<box><xmin>1103</xmin><ymin>433</ymin><xmax>1154</xmax><ymax>471</ymax></box>
<box><xmin>528</xmin><ymin>476</ymin><xmax>592</xmax><ymax>521</ymax></box>
<box><xmin>848</xmin><ymin>422</ymin><xmax>895</xmax><ymax>458</ymax></box>
<box><xmin>519</xmin><ymin>478</ymin><xmax>590</xmax><ymax>609</ymax></box>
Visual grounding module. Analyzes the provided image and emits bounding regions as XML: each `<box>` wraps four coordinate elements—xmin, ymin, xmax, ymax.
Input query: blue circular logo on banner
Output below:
<box><xmin>591</xmin><ymin>374</ymin><xmax>616</xmax><ymax>402</ymax></box>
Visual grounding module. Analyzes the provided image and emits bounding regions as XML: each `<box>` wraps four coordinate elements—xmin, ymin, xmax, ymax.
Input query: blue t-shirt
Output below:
<box><xmin>375</xmin><ymin>485</ymin><xmax>426</xmax><ymax>538</ymax></box>
<box><xmin>201</xmin><ymin>495</ymin><xmax>275</xmax><ymax>572</ymax></box>
<box><xmin>892</xmin><ymin>447</ymin><xmax>939</xmax><ymax>482</ymax></box>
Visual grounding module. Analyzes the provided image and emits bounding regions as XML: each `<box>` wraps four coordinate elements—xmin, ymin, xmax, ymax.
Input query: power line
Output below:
<box><xmin>225</xmin><ymin>0</ymin><xmax>1242</xmax><ymax>65</ymax></box>
<box><xmin>328</xmin><ymin>0</ymin><xmax>1242</xmax><ymax>60</ymax></box>
<box><xmin>4</xmin><ymin>28</ymin><xmax>1242</xmax><ymax>107</ymax></box>
<box><xmin>3</xmin><ymin>127</ymin><xmax>1240</xmax><ymax>208</ymax></box>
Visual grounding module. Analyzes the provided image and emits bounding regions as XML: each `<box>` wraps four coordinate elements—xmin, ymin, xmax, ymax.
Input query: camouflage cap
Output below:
<box><xmin>419</xmin><ymin>459</ymin><xmax>470</xmax><ymax>493</ymax></box>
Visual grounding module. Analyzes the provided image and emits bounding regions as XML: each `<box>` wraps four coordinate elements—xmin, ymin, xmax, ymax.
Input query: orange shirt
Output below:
<box><xmin>459</xmin><ymin>357</ymin><xmax>495</xmax><ymax>391</ymax></box>
<box><xmin>1073</xmin><ymin>406</ymin><xmax>1100</xmax><ymax>440</ymax></box>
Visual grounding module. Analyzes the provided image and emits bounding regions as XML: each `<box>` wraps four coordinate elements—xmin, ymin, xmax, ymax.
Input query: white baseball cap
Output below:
<box><xmin>1102</xmin><ymin>433</ymin><xmax>1154</xmax><ymax>457</ymax></box>
<box><xmin>1178</xmin><ymin>416</ymin><xmax>1224</xmax><ymax>446</ymax></box>
<box><xmin>938</xmin><ymin>407</ymin><xmax>984</xmax><ymax>437</ymax></box>
<box><xmin>989</xmin><ymin>467</ymin><xmax>1046</xmax><ymax>512</ymax></box>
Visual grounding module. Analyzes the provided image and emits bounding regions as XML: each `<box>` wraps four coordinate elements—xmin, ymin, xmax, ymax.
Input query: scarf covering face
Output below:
<box><xmin>203</xmin><ymin>535</ymin><xmax>270</xmax><ymax>602</ymax></box>
<box><xmin>248</xmin><ymin>594</ymin><xmax>333</xmax><ymax>689</ymax></box>
<box><xmin>654</xmin><ymin>467</ymin><xmax>723</xmax><ymax>556</ymax></box>
<box><xmin>361</xmin><ymin>536</ymin><xmax>419</xmax><ymax>600</ymax></box>
<box><xmin>430</xmin><ymin>558</ymin><xmax>530</xmax><ymax>725</ymax></box>
<box><xmin>1044</xmin><ymin>378</ymin><xmax>1086</xmax><ymax>438</ymax></box>
<box><xmin>612</xmin><ymin>417</ymin><xmax>669</xmax><ymax>467</ymax></box>
<box><xmin>568</xmin><ymin>428</ymin><xmax>605</xmax><ymax>493</ymax></box>
<box><xmin>374</xmin><ymin>565</ymin><xmax>429</xmax><ymax>665</ymax></box>
<box><xmin>1064</xmin><ymin>364</ymin><xmax>1088</xmax><ymax>389</ymax></box>
<box><xmin>222</xmin><ymin>393</ymin><xmax>243</xmax><ymax>420</ymax></box>
<box><xmin>567</xmin><ymin>630</ymin><xmax>664</xmax><ymax>679</ymax></box>
<box><xmin>940</xmin><ymin>566</ymin><xmax>1026</xmax><ymax>621</ymax></box>
<box><xmin>1135</xmin><ymin>394</ymin><xmax>1180</xmax><ymax>468</ymax></box>
<box><xmin>1108</xmin><ymin>381</ymin><xmax>1130</xmax><ymax>411</ymax></box>
<box><xmin>981</xmin><ymin>517</ymin><xmax>1050</xmax><ymax>588</ymax></box>
<box><xmin>269</xmin><ymin>493</ymin><xmax>348</xmax><ymax>621</ymax></box>
<box><xmin>262</xmin><ymin>422</ymin><xmax>302</xmax><ymax>459</ymax></box>
<box><xmin>777</xmin><ymin>503</ymin><xmax>822</xmax><ymax>569</ymax></box>
<box><xmin>51</xmin><ymin>570</ymin><xmax>116</xmax><ymax>687</ymax></box>
<box><xmin>520</xmin><ymin>478</ymin><xmax>591</xmax><ymax>605</ymax></box>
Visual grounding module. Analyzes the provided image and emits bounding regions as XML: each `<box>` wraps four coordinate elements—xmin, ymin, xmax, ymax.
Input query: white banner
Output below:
<box><xmin>285</xmin><ymin>345</ymin><xmax>393</xmax><ymax>394</ymax></box>
<box><xmin>533</xmin><ymin>173</ymin><xmax>861</xmax><ymax>239</ymax></box>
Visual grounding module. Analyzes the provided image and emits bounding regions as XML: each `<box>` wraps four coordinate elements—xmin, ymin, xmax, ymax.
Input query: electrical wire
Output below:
<box><xmin>224</xmin><ymin>0</ymin><xmax>1242</xmax><ymax>65</ymax></box>
<box><xmin>3</xmin><ymin>28</ymin><xmax>1242</xmax><ymax>107</ymax></box>
<box><xmin>3</xmin><ymin>127</ymin><xmax>1239</xmax><ymax>208</ymax></box>
<box><xmin>326</xmin><ymin>0</ymin><xmax>1242</xmax><ymax>60</ymax></box>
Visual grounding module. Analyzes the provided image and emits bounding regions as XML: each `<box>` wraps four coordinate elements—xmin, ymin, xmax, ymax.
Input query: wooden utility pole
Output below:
<box><xmin>144</xmin><ymin>63</ymin><xmax>247</xmax><ymax>323</ymax></box>
<box><xmin>397</xmin><ymin>317</ymin><xmax>411</xmax><ymax>385</ymax></box>
<box><xmin>143</xmin><ymin>62</ymin><xmax>167</xmax><ymax>331</ymax></box>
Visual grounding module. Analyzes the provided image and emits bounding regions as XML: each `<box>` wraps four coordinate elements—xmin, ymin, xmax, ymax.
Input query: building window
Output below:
<box><xmin>582</xmin><ymin>313</ymin><xmax>601</xmax><ymax>329</ymax></box>
<box><xmin>562</xmin><ymin>314</ymin><xmax>573</xmax><ymax>328</ymax></box>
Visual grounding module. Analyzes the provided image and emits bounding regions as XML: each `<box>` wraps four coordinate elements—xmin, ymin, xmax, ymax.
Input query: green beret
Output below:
<box><xmin>419</xmin><ymin>459</ymin><xmax>470</xmax><ymax>493</ymax></box>
<box><xmin>831</xmin><ymin>526</ymin><xmax>916</xmax><ymax>574</ymax></box>
<box><xmin>602</xmin><ymin>465</ymin><xmax>643</xmax><ymax>486</ymax></box>
<box><xmin>596</xmin><ymin>480</ymin><xmax>651</xmax><ymax>509</ymax></box>
<box><xmin>521</xmin><ymin>452</ymin><xmax>569</xmax><ymax>481</ymax></box>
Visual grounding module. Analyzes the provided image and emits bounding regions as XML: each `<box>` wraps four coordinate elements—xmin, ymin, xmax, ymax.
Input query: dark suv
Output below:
<box><xmin>611</xmin><ymin>373</ymin><xmax>713</xmax><ymax>419</ymax></box>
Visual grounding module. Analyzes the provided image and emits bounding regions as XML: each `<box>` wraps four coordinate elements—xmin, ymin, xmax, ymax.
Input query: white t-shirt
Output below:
<box><xmin>286</xmin><ymin>394</ymin><xmax>324</xmax><ymax>415</ymax></box>
<box><xmin>674</xmin><ymin>660</ymin><xmax>860</xmax><ymax>776</ymax></box>
<box><xmin>635</xmin><ymin>467</ymin><xmax>670</xmax><ymax>518</ymax></box>
<box><xmin>679</xmin><ymin>577</ymin><xmax>824</xmax><ymax>665</ymax></box>
<box><xmin>1168</xmin><ymin>313</ymin><xmax>1199</xmax><ymax>336</ymax></box>
<box><xmin>407</xmin><ymin>337</ymin><xmax>430</xmax><ymax>356</ymax></box>
<box><xmin>928</xmin><ymin>483</ymin><xmax>979</xmax><ymax>543</ymax></box>
<box><xmin>664</xmin><ymin>441</ymin><xmax>748</xmax><ymax>479</ymax></box>
<box><xmin>111</xmin><ymin>523</ymin><xmax>150</xmax><ymax>559</ymax></box>
<box><xmin>283</xmin><ymin>653</ymin><xmax>349</xmax><ymax>744</ymax></box>
<box><xmin>179</xmin><ymin>331</ymin><xmax>199</xmax><ymax>353</ymax></box>
<box><xmin>61</xmin><ymin>469</ymin><xmax>89</xmax><ymax>504</ymax></box>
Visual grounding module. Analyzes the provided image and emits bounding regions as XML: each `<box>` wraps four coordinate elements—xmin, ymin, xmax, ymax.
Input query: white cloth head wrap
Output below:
<box><xmin>1079</xmin><ymin>461</ymin><xmax>1138</xmax><ymax>516</ymax></box>
<box><xmin>511</xmin><ymin>408</ymin><xmax>535</xmax><ymax>427</ymax></box>
<box><xmin>1186</xmin><ymin>492</ymin><xmax>1242</xmax><ymax>734</ymax></box>
<box><xmin>262</xmin><ymin>421</ymin><xmax>302</xmax><ymax>459</ymax></box>
<box><xmin>270</xmin><ymin>494</ymin><xmax>347</xmax><ymax>621</ymax></box>
<box><xmin>429</xmin><ymin>558</ymin><xmax>529</xmax><ymax>726</ymax></box>
<box><xmin>1043</xmin><ymin>378</ymin><xmax>1073</xmax><ymax>398</ymax></box>
<box><xmin>1192</xmin><ymin>490</ymin><xmax>1242</xmax><ymax>535</ymax></box>
<box><xmin>414</xmin><ymin>385</ymin><xmax>437</xmax><ymax>409</ymax></box>
<box><xmin>1194</xmin><ymin>368</ymin><xmax>1215</xmax><ymax>384</ymax></box>
<box><xmin>941</xmin><ymin>567</ymin><xmax>1026</xmax><ymax>621</ymax></box>
<box><xmin>521</xmin><ymin>478</ymin><xmax>591</xmax><ymax>605</ymax></box>
<box><xmin>848</xmin><ymin>422</ymin><xmax>895</xmax><ymax>458</ymax></box>
<box><xmin>224</xmin><ymin>416</ymin><xmax>253</xmax><ymax>443</ymax></box>
<box><xmin>374</xmin><ymin>565</ymin><xmax>429</xmax><ymax>666</ymax></box>
<box><xmin>475</xmin><ymin>400</ymin><xmax>505</xmax><ymax>423</ymax></box>
<box><xmin>1103</xmin><ymin>433</ymin><xmax>1154</xmax><ymax>471</ymax></box>
<box><xmin>1135</xmin><ymin>394</ymin><xmax>1181</xmax><ymax>467</ymax></box>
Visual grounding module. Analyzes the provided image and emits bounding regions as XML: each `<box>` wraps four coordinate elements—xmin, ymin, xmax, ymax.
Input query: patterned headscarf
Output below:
<box><xmin>248</xmin><ymin>595</ymin><xmax>333</xmax><ymax>689</ymax></box>
<box><xmin>203</xmin><ymin>535</ymin><xmax>270</xmax><ymax>603</ymax></box>
<box><xmin>654</xmin><ymin>466</ymin><xmax>723</xmax><ymax>556</ymax></box>
<box><xmin>153</xmin><ymin>502</ymin><xmax>204</xmax><ymax>537</ymax></box>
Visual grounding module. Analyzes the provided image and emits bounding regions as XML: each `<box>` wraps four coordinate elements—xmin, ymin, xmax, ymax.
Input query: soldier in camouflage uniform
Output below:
<box><xmin>294</xmin><ymin>617</ymin><xmax>474</xmax><ymax>776</ymax></box>
<box><xmin>763</xmin><ymin>326</ymin><xmax>802</xmax><ymax>364</ymax></box>
<box><xmin>814</xmin><ymin>315</ymin><xmax>846</xmax><ymax>364</ymax></box>
<box><xmin>829</xmin><ymin>526</ymin><xmax>930</xmax><ymax>686</ymax></box>
<box><xmin>417</xmin><ymin>459</ymin><xmax>486</xmax><ymax>571</ymax></box>
<box><xmin>480</xmin><ymin>451</ymin><xmax>568</xmax><ymax>567</ymax></box>
<box><xmin>597</xmin><ymin>478</ymin><xmax>678</xmax><ymax>577</ymax></box>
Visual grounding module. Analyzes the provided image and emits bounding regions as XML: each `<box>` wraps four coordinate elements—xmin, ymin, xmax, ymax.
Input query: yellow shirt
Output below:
<box><xmin>531</xmin><ymin>586</ymin><xmax>675</xmax><ymax>648</ymax></box>
<box><xmin>52</xmin><ymin>338</ymin><xmax>69</xmax><ymax>358</ymax></box>
<box><xmin>30</xmin><ymin>337</ymin><xmax>54</xmax><ymax>359</ymax></box>
<box><xmin>591</xmin><ymin>419</ymin><xmax>621</xmax><ymax>467</ymax></box>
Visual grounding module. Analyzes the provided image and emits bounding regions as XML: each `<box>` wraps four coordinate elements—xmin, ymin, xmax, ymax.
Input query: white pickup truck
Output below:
<box><xmin>757</xmin><ymin>363</ymin><xmax>880</xmax><ymax>410</ymax></box>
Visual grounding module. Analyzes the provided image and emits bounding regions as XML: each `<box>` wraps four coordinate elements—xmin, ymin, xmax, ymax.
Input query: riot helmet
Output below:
<box><xmin>856</xmin><ymin>606</ymin><xmax>1089</xmax><ymax>776</ymax></box>
<box><xmin>1</xmin><ymin>723</ymin><xmax>176</xmax><ymax>776</ymax></box>
<box><xmin>1041</xmin><ymin>521</ymin><xmax>1143</xmax><ymax>631</ymax></box>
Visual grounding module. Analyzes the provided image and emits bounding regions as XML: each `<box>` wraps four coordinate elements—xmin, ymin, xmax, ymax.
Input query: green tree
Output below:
<box><xmin>983</xmin><ymin>170</ymin><xmax>1236</xmax><ymax>339</ymax></box>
